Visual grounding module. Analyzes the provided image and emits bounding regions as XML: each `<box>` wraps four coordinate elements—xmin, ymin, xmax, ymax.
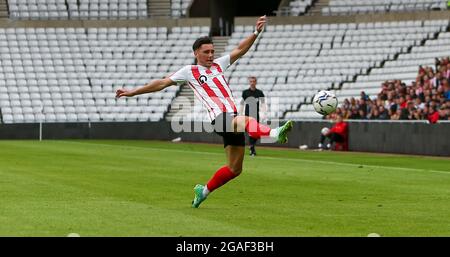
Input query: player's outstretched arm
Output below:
<box><xmin>230</xmin><ymin>15</ymin><xmax>266</xmax><ymax>65</ymax></box>
<box><xmin>115</xmin><ymin>77</ymin><xmax>175</xmax><ymax>98</ymax></box>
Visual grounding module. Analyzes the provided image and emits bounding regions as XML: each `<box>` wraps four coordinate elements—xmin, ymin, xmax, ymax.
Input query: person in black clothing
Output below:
<box><xmin>240</xmin><ymin>76</ymin><xmax>266</xmax><ymax>156</ymax></box>
<box><xmin>378</xmin><ymin>105</ymin><xmax>389</xmax><ymax>119</ymax></box>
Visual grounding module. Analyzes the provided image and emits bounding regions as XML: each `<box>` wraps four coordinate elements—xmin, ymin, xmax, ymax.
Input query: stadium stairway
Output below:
<box><xmin>274</xmin><ymin>0</ymin><xmax>292</xmax><ymax>16</ymax></box>
<box><xmin>165</xmin><ymin>84</ymin><xmax>195</xmax><ymax>121</ymax></box>
<box><xmin>0</xmin><ymin>0</ymin><xmax>8</xmax><ymax>18</ymax></box>
<box><xmin>212</xmin><ymin>36</ymin><xmax>230</xmax><ymax>58</ymax></box>
<box><xmin>277</xmin><ymin>0</ymin><xmax>317</xmax><ymax>16</ymax></box>
<box><xmin>148</xmin><ymin>0</ymin><xmax>171</xmax><ymax>17</ymax></box>
<box><xmin>306</xmin><ymin>0</ymin><xmax>330</xmax><ymax>15</ymax></box>
<box><xmin>323</xmin><ymin>0</ymin><xmax>448</xmax><ymax>15</ymax></box>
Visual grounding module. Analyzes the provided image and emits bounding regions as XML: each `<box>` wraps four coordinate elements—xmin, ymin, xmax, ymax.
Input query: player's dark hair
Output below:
<box><xmin>192</xmin><ymin>36</ymin><xmax>213</xmax><ymax>51</ymax></box>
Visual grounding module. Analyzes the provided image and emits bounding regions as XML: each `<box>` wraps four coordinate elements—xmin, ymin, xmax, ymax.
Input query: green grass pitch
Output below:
<box><xmin>0</xmin><ymin>139</ymin><xmax>449</xmax><ymax>236</ymax></box>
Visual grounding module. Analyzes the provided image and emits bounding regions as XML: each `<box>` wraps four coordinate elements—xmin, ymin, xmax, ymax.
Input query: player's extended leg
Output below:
<box><xmin>328</xmin><ymin>133</ymin><xmax>344</xmax><ymax>149</ymax></box>
<box><xmin>233</xmin><ymin>115</ymin><xmax>294</xmax><ymax>143</ymax></box>
<box><xmin>192</xmin><ymin>146</ymin><xmax>244</xmax><ymax>208</ymax></box>
<box><xmin>225</xmin><ymin>145</ymin><xmax>245</xmax><ymax>175</ymax></box>
<box><xmin>319</xmin><ymin>134</ymin><xmax>329</xmax><ymax>149</ymax></box>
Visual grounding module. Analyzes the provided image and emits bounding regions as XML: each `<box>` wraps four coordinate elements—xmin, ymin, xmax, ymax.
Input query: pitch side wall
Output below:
<box><xmin>0</xmin><ymin>121</ymin><xmax>448</xmax><ymax>156</ymax></box>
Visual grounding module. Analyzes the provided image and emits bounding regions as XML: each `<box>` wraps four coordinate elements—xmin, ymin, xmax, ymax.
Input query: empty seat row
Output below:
<box><xmin>9</xmin><ymin>0</ymin><xmax>148</xmax><ymax>20</ymax></box>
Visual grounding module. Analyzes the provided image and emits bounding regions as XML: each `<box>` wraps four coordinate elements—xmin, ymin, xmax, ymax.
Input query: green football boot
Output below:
<box><xmin>276</xmin><ymin>120</ymin><xmax>294</xmax><ymax>144</ymax></box>
<box><xmin>192</xmin><ymin>184</ymin><xmax>207</xmax><ymax>208</ymax></box>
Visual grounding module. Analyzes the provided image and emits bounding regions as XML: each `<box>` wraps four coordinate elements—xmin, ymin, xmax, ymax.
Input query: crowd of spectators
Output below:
<box><xmin>330</xmin><ymin>57</ymin><xmax>450</xmax><ymax>123</ymax></box>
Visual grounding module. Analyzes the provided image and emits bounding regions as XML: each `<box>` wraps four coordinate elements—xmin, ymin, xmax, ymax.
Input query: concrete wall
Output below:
<box><xmin>347</xmin><ymin>121</ymin><xmax>449</xmax><ymax>156</ymax></box>
<box><xmin>1</xmin><ymin>121</ymin><xmax>448</xmax><ymax>156</ymax></box>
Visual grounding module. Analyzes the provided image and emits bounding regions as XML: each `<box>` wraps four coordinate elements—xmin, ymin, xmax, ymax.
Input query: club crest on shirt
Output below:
<box><xmin>199</xmin><ymin>75</ymin><xmax>207</xmax><ymax>84</ymax></box>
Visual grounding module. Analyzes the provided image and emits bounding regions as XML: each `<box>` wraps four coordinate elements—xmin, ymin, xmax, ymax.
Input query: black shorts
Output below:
<box><xmin>211</xmin><ymin>112</ymin><xmax>245</xmax><ymax>148</ymax></box>
<box><xmin>330</xmin><ymin>133</ymin><xmax>345</xmax><ymax>143</ymax></box>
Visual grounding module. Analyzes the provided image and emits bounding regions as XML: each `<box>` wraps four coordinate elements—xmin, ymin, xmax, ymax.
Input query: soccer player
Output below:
<box><xmin>116</xmin><ymin>15</ymin><xmax>293</xmax><ymax>208</ymax></box>
<box><xmin>318</xmin><ymin>115</ymin><xmax>348</xmax><ymax>150</ymax></box>
<box><xmin>240</xmin><ymin>76</ymin><xmax>267</xmax><ymax>156</ymax></box>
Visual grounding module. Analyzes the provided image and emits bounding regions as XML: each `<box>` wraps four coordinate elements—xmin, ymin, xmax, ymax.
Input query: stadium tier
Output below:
<box><xmin>340</xmin><ymin>31</ymin><xmax>450</xmax><ymax>94</ymax></box>
<box><xmin>1</xmin><ymin>19</ymin><xmax>449</xmax><ymax>123</ymax></box>
<box><xmin>8</xmin><ymin>0</ymin><xmax>149</xmax><ymax>20</ymax></box>
<box><xmin>171</xmin><ymin>0</ymin><xmax>191</xmax><ymax>17</ymax></box>
<box><xmin>178</xmin><ymin>19</ymin><xmax>450</xmax><ymax>121</ymax></box>
<box><xmin>228</xmin><ymin>20</ymin><xmax>449</xmax><ymax>121</ymax></box>
<box><xmin>288</xmin><ymin>0</ymin><xmax>314</xmax><ymax>16</ymax></box>
<box><xmin>284</xmin><ymin>20</ymin><xmax>450</xmax><ymax>119</ymax></box>
<box><xmin>323</xmin><ymin>0</ymin><xmax>448</xmax><ymax>15</ymax></box>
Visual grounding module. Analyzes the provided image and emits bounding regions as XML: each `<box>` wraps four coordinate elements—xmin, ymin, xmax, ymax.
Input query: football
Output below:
<box><xmin>321</xmin><ymin>127</ymin><xmax>330</xmax><ymax>136</ymax></box>
<box><xmin>313</xmin><ymin>90</ymin><xmax>338</xmax><ymax>116</ymax></box>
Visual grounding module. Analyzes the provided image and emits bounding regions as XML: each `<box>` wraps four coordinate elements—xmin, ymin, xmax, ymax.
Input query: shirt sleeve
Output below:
<box><xmin>169</xmin><ymin>65</ymin><xmax>189</xmax><ymax>85</ymax></box>
<box><xmin>214</xmin><ymin>55</ymin><xmax>231</xmax><ymax>71</ymax></box>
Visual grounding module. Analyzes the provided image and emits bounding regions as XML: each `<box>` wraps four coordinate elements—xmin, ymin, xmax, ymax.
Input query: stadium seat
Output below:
<box><xmin>8</xmin><ymin>0</ymin><xmax>149</xmax><ymax>20</ymax></box>
<box><xmin>323</xmin><ymin>0</ymin><xmax>448</xmax><ymax>15</ymax></box>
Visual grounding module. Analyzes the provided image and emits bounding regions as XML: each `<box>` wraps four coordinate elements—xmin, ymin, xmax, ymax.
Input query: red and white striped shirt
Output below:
<box><xmin>169</xmin><ymin>55</ymin><xmax>237</xmax><ymax>121</ymax></box>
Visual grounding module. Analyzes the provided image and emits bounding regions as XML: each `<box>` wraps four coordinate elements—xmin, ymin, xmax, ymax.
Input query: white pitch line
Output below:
<box><xmin>57</xmin><ymin>140</ymin><xmax>450</xmax><ymax>175</ymax></box>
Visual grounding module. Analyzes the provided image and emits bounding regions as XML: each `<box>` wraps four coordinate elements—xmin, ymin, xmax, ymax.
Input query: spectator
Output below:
<box><xmin>400</xmin><ymin>108</ymin><xmax>410</xmax><ymax>120</ymax></box>
<box><xmin>446</xmin><ymin>63</ymin><xmax>450</xmax><ymax>79</ymax></box>
<box><xmin>428</xmin><ymin>106</ymin><xmax>440</xmax><ymax>124</ymax></box>
<box><xmin>342</xmin><ymin>98</ymin><xmax>351</xmax><ymax>109</ymax></box>
<box><xmin>358</xmin><ymin>98</ymin><xmax>368</xmax><ymax>116</ymax></box>
<box><xmin>348</xmin><ymin>105</ymin><xmax>361</xmax><ymax>119</ymax></box>
<box><xmin>368</xmin><ymin>107</ymin><xmax>380</xmax><ymax>119</ymax></box>
<box><xmin>379</xmin><ymin>83</ymin><xmax>388</xmax><ymax>100</ymax></box>
<box><xmin>360</xmin><ymin>91</ymin><xmax>369</xmax><ymax>101</ymax></box>
<box><xmin>398</xmin><ymin>95</ymin><xmax>407</xmax><ymax>109</ymax></box>
<box><xmin>390</xmin><ymin>109</ymin><xmax>401</xmax><ymax>120</ymax></box>
<box><xmin>443</xmin><ymin>80</ymin><xmax>450</xmax><ymax>100</ymax></box>
<box><xmin>337</xmin><ymin>57</ymin><xmax>450</xmax><ymax>121</ymax></box>
<box><xmin>358</xmin><ymin>109</ymin><xmax>367</xmax><ymax>119</ymax></box>
<box><xmin>378</xmin><ymin>105</ymin><xmax>389</xmax><ymax>119</ymax></box>
<box><xmin>439</xmin><ymin>106</ymin><xmax>449</xmax><ymax>120</ymax></box>
<box><xmin>389</xmin><ymin>100</ymin><xmax>398</xmax><ymax>117</ymax></box>
<box><xmin>409</xmin><ymin>107</ymin><xmax>421</xmax><ymax>120</ymax></box>
<box><xmin>432</xmin><ymin>72</ymin><xmax>442</xmax><ymax>88</ymax></box>
<box><xmin>349</xmin><ymin>97</ymin><xmax>357</xmax><ymax>109</ymax></box>
<box><xmin>414</xmin><ymin>97</ymin><xmax>425</xmax><ymax>110</ymax></box>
